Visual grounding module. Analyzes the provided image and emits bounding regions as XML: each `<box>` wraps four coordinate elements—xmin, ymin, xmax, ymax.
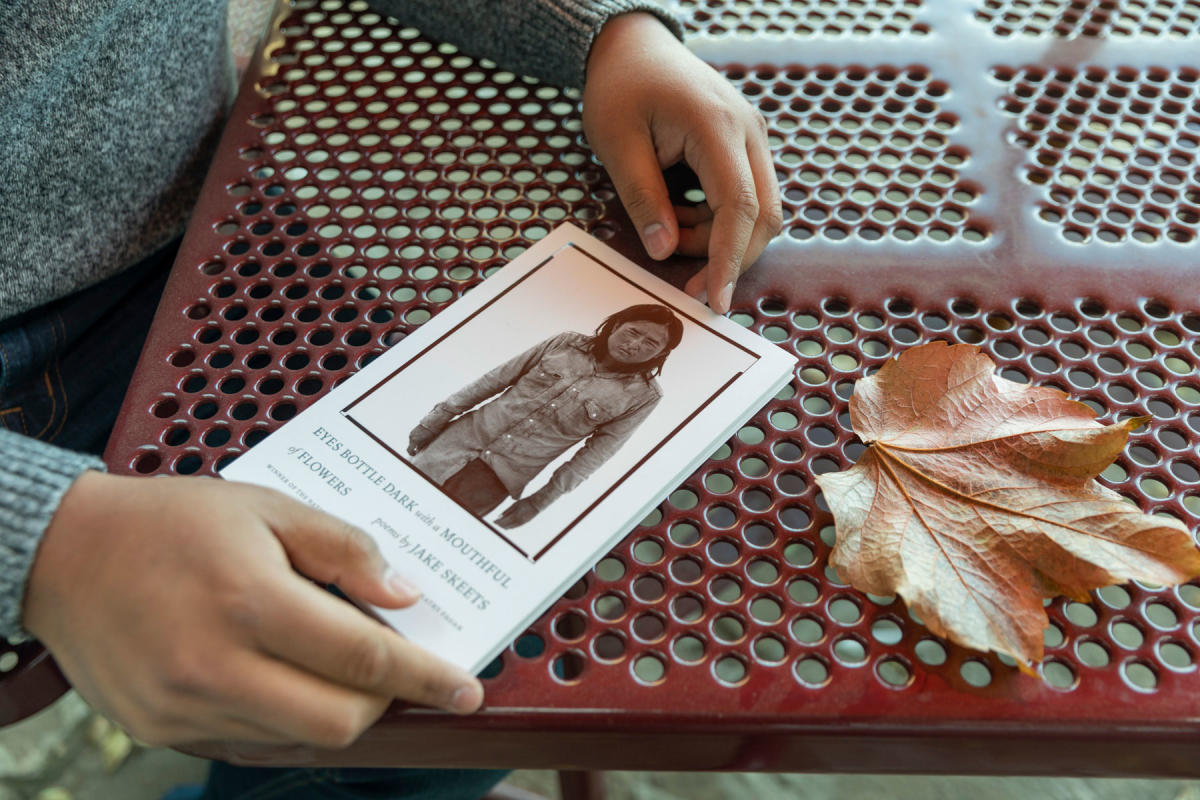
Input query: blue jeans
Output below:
<box><xmin>0</xmin><ymin>241</ymin><xmax>174</xmax><ymax>446</ymax></box>
<box><xmin>0</xmin><ymin>243</ymin><xmax>507</xmax><ymax>800</ymax></box>
<box><xmin>201</xmin><ymin>763</ymin><xmax>507</xmax><ymax>800</ymax></box>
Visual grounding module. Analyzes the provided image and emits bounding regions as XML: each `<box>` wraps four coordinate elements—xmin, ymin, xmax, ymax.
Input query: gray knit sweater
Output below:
<box><xmin>0</xmin><ymin>0</ymin><xmax>680</xmax><ymax>639</ymax></box>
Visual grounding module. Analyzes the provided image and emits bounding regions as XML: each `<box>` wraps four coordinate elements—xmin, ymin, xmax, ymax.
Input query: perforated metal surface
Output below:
<box><xmin>6</xmin><ymin>0</ymin><xmax>1200</xmax><ymax>772</ymax></box>
<box><xmin>675</xmin><ymin>0</ymin><xmax>933</xmax><ymax>36</ymax></box>
<box><xmin>732</xmin><ymin>64</ymin><xmax>984</xmax><ymax>244</ymax></box>
<box><xmin>976</xmin><ymin>0</ymin><xmax>1200</xmax><ymax>39</ymax></box>
<box><xmin>995</xmin><ymin>64</ymin><xmax>1200</xmax><ymax>244</ymax></box>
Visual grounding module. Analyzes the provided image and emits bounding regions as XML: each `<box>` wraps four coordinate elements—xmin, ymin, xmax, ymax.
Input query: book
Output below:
<box><xmin>221</xmin><ymin>223</ymin><xmax>798</xmax><ymax>673</ymax></box>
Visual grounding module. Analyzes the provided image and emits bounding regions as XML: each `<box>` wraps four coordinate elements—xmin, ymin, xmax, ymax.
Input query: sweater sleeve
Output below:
<box><xmin>364</xmin><ymin>0</ymin><xmax>683</xmax><ymax>88</ymax></box>
<box><xmin>0</xmin><ymin>429</ymin><xmax>105</xmax><ymax>640</ymax></box>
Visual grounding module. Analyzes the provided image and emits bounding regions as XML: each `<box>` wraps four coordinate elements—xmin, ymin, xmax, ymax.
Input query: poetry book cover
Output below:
<box><xmin>222</xmin><ymin>223</ymin><xmax>797</xmax><ymax>673</ymax></box>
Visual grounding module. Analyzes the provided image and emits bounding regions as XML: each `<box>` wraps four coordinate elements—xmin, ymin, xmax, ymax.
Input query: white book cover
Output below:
<box><xmin>221</xmin><ymin>223</ymin><xmax>798</xmax><ymax>673</ymax></box>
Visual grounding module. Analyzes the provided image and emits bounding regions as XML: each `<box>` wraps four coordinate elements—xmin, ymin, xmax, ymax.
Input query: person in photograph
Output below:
<box><xmin>406</xmin><ymin>303</ymin><xmax>685</xmax><ymax>528</ymax></box>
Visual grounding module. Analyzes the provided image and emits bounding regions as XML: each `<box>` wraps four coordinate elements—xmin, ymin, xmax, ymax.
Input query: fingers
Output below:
<box><xmin>595</xmin><ymin>126</ymin><xmax>678</xmax><ymax>261</ymax></box>
<box><xmin>579</xmin><ymin>11</ymin><xmax>780</xmax><ymax>314</ymax></box>
<box><xmin>681</xmin><ymin>123</ymin><xmax>781</xmax><ymax>312</ymax></box>
<box><xmin>685</xmin><ymin>128</ymin><xmax>759</xmax><ymax>314</ymax></box>
<box><xmin>254</xmin><ymin>574</ymin><xmax>483</xmax><ymax>716</ymax></box>
<box><xmin>744</xmin><ymin>122</ymin><xmax>784</xmax><ymax>267</ymax></box>
<box><xmin>209</xmin><ymin>650</ymin><xmax>393</xmax><ymax>749</ymax></box>
<box><xmin>253</xmin><ymin>488</ymin><xmax>419</xmax><ymax>609</ymax></box>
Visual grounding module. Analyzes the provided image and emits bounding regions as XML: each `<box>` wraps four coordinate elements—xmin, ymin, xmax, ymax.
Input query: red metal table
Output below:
<box><xmin>4</xmin><ymin>0</ymin><xmax>1200</xmax><ymax>777</ymax></box>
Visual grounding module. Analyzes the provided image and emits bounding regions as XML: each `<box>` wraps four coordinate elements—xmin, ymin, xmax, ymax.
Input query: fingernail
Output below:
<box><xmin>386</xmin><ymin>569</ymin><xmax>420</xmax><ymax>601</ymax></box>
<box><xmin>643</xmin><ymin>223</ymin><xmax>671</xmax><ymax>260</ymax></box>
<box><xmin>715</xmin><ymin>281</ymin><xmax>734</xmax><ymax>314</ymax></box>
<box><xmin>450</xmin><ymin>682</ymin><xmax>483</xmax><ymax>714</ymax></box>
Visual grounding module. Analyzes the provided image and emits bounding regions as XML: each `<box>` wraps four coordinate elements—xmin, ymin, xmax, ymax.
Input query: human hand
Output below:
<box><xmin>23</xmin><ymin>473</ymin><xmax>483</xmax><ymax>748</ymax></box>
<box><xmin>407</xmin><ymin>424</ymin><xmax>438</xmax><ymax>455</ymax></box>
<box><xmin>495</xmin><ymin>497</ymin><xmax>540</xmax><ymax>529</ymax></box>
<box><xmin>582</xmin><ymin>12</ymin><xmax>782</xmax><ymax>315</ymax></box>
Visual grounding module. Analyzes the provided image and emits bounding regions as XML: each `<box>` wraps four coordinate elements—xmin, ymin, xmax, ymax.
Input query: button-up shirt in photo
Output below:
<box><xmin>412</xmin><ymin>332</ymin><xmax>662</xmax><ymax>512</ymax></box>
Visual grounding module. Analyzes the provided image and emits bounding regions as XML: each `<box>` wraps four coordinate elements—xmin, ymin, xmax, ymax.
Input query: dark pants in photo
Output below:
<box><xmin>441</xmin><ymin>458</ymin><xmax>510</xmax><ymax>517</ymax></box>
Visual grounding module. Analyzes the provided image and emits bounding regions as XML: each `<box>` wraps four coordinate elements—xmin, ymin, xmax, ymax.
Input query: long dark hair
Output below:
<box><xmin>591</xmin><ymin>304</ymin><xmax>684</xmax><ymax>379</ymax></box>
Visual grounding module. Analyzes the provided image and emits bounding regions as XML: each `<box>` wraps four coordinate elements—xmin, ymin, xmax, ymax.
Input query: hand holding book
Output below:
<box><xmin>23</xmin><ymin>473</ymin><xmax>482</xmax><ymax>748</ymax></box>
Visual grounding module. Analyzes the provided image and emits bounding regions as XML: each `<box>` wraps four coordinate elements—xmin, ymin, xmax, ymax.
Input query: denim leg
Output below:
<box><xmin>201</xmin><ymin>762</ymin><xmax>509</xmax><ymax>800</ymax></box>
<box><xmin>0</xmin><ymin>239</ymin><xmax>176</xmax><ymax>455</ymax></box>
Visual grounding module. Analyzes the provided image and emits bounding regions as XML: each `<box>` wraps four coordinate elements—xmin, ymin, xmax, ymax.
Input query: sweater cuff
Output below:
<box><xmin>0</xmin><ymin>430</ymin><xmax>106</xmax><ymax>641</ymax></box>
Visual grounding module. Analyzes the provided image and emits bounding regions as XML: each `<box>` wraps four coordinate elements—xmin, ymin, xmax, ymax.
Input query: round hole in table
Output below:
<box><xmin>794</xmin><ymin>656</ymin><xmax>830</xmax><ymax>687</ymax></box>
<box><xmin>960</xmin><ymin>660</ymin><xmax>992</xmax><ymax>688</ymax></box>
<box><xmin>514</xmin><ymin>633</ymin><xmax>544</xmax><ymax>659</ymax></box>
<box><xmin>746</xmin><ymin>559</ymin><xmax>779</xmax><ymax>585</ymax></box>
<box><xmin>712</xmin><ymin>614</ymin><xmax>746</xmax><ymax>644</ymax></box>
<box><xmin>750</xmin><ymin>596</ymin><xmax>784</xmax><ymax>624</ymax></box>
<box><xmin>632</xmin><ymin>575</ymin><xmax>666</xmax><ymax>603</ymax></box>
<box><xmin>552</xmin><ymin>652</ymin><xmax>585</xmax><ymax>682</ymax></box>
<box><xmin>633</xmin><ymin>613</ymin><xmax>666</xmax><ymax>643</ymax></box>
<box><xmin>1076</xmin><ymin>639</ymin><xmax>1111</xmax><ymax>668</ymax></box>
<box><xmin>595</xmin><ymin>557</ymin><xmax>625</xmax><ymax>582</ymax></box>
<box><xmin>1042</xmin><ymin>659</ymin><xmax>1077</xmax><ymax>690</ymax></box>
<box><xmin>1112</xmin><ymin>619</ymin><xmax>1146</xmax><ymax>649</ymax></box>
<box><xmin>744</xmin><ymin>523</ymin><xmax>775</xmax><ymax>548</ymax></box>
<box><xmin>707</xmin><ymin>538</ymin><xmax>741</xmax><ymax>566</ymax></box>
<box><xmin>1122</xmin><ymin>659</ymin><xmax>1159</xmax><ymax>692</ymax></box>
<box><xmin>714</xmin><ymin>655</ymin><xmax>747</xmax><ymax>685</ymax></box>
<box><xmin>592</xmin><ymin>633</ymin><xmax>626</xmax><ymax>662</ymax></box>
<box><xmin>553</xmin><ymin>611</ymin><xmax>586</xmax><ymax>641</ymax></box>
<box><xmin>828</xmin><ymin>596</ymin><xmax>862</xmax><ymax>624</ymax></box>
<box><xmin>666</xmin><ymin>522</ymin><xmax>700</xmax><ymax>547</ymax></box>
<box><xmin>671</xmin><ymin>593</ymin><xmax>705</xmax><ymax>624</ymax></box>
<box><xmin>788</xmin><ymin>577</ymin><xmax>821</xmax><ymax>605</ymax></box>
<box><xmin>593</xmin><ymin>593</ymin><xmax>626</xmax><ymax>622</ymax></box>
<box><xmin>1146</xmin><ymin>601</ymin><xmax>1180</xmax><ymax>630</ymax></box>
<box><xmin>833</xmin><ymin>635</ymin><xmax>868</xmax><ymax>666</ymax></box>
<box><xmin>914</xmin><ymin>638</ymin><xmax>947</xmax><ymax>666</ymax></box>
<box><xmin>876</xmin><ymin>657</ymin><xmax>912</xmax><ymax>688</ymax></box>
<box><xmin>871</xmin><ymin>618</ymin><xmax>903</xmax><ymax>645</ymax></box>
<box><xmin>633</xmin><ymin>654</ymin><xmax>666</xmax><ymax>684</ymax></box>
<box><xmin>672</xmin><ymin>635</ymin><xmax>706</xmax><ymax>664</ymax></box>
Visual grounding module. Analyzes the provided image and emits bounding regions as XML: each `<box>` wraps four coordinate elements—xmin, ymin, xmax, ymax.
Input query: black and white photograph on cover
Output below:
<box><xmin>342</xmin><ymin>242</ymin><xmax>761</xmax><ymax>560</ymax></box>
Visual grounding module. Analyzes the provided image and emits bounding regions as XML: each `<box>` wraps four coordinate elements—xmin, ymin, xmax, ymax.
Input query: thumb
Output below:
<box><xmin>255</xmin><ymin>488</ymin><xmax>419</xmax><ymax>609</ymax></box>
<box><xmin>600</xmin><ymin>128</ymin><xmax>677</xmax><ymax>260</ymax></box>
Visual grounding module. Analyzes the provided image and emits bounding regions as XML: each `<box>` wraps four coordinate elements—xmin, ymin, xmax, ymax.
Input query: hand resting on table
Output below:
<box><xmin>583</xmin><ymin>12</ymin><xmax>783</xmax><ymax>315</ymax></box>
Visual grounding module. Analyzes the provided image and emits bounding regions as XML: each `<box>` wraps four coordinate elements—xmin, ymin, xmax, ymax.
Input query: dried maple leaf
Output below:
<box><xmin>815</xmin><ymin>341</ymin><xmax>1200</xmax><ymax>669</ymax></box>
